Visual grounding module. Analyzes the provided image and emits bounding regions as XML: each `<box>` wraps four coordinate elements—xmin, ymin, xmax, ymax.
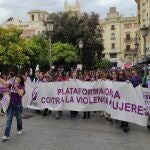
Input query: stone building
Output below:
<box><xmin>135</xmin><ymin>0</ymin><xmax>150</xmax><ymax>57</ymax></box>
<box><xmin>64</xmin><ymin>0</ymin><xmax>81</xmax><ymax>14</ymax></box>
<box><xmin>100</xmin><ymin>7</ymin><xmax>138</xmax><ymax>68</ymax></box>
<box><xmin>1</xmin><ymin>10</ymin><xmax>49</xmax><ymax>38</ymax></box>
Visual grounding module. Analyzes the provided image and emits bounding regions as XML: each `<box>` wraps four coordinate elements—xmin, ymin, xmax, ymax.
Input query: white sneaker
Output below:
<box><xmin>2</xmin><ymin>136</ymin><xmax>10</xmax><ymax>141</ymax></box>
<box><xmin>17</xmin><ymin>130</ymin><xmax>23</xmax><ymax>135</ymax></box>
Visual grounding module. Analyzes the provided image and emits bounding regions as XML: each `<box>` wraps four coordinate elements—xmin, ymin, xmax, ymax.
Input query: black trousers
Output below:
<box><xmin>121</xmin><ymin>121</ymin><xmax>129</xmax><ymax>127</ymax></box>
<box><xmin>83</xmin><ymin>112</ymin><xmax>90</xmax><ymax>119</ymax></box>
<box><xmin>70</xmin><ymin>111</ymin><xmax>78</xmax><ymax>118</ymax></box>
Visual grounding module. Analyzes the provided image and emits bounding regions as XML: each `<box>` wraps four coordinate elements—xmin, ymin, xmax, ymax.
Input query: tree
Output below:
<box><xmin>0</xmin><ymin>27</ymin><xmax>29</xmax><ymax>66</ymax></box>
<box><xmin>96</xmin><ymin>59</ymin><xmax>111</xmax><ymax>69</ymax></box>
<box><xmin>49</xmin><ymin>11</ymin><xmax>104</xmax><ymax>70</ymax></box>
<box><xmin>52</xmin><ymin>42</ymin><xmax>78</xmax><ymax>69</ymax></box>
<box><xmin>0</xmin><ymin>27</ymin><xmax>30</xmax><ymax>73</ymax></box>
<box><xmin>25</xmin><ymin>35</ymin><xmax>50</xmax><ymax>72</ymax></box>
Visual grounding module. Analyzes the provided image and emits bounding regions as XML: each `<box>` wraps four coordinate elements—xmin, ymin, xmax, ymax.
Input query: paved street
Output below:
<box><xmin>0</xmin><ymin>110</ymin><xmax>150</xmax><ymax>150</ymax></box>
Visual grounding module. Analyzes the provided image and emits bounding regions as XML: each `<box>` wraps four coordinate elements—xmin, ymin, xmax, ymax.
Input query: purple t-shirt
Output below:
<box><xmin>9</xmin><ymin>84</ymin><xmax>25</xmax><ymax>105</ymax></box>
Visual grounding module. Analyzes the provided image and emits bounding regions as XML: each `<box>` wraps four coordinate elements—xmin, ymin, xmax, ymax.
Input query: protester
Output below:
<box><xmin>0</xmin><ymin>75</ymin><xmax>25</xmax><ymax>141</ymax></box>
<box><xmin>42</xmin><ymin>73</ymin><xmax>52</xmax><ymax>117</ymax></box>
<box><xmin>32</xmin><ymin>70</ymin><xmax>40</xmax><ymax>83</ymax></box>
<box><xmin>142</xmin><ymin>69</ymin><xmax>150</xmax><ymax>129</ymax></box>
<box><xmin>7</xmin><ymin>72</ymin><xmax>15</xmax><ymax>84</ymax></box>
<box><xmin>1</xmin><ymin>67</ymin><xmax>149</xmax><ymax>135</ymax></box>
<box><xmin>125</xmin><ymin>70</ymin><xmax>132</xmax><ymax>81</ymax></box>
<box><xmin>99</xmin><ymin>71</ymin><xmax>110</xmax><ymax>118</ymax></box>
<box><xmin>82</xmin><ymin>73</ymin><xmax>91</xmax><ymax>119</ymax></box>
<box><xmin>131</xmin><ymin>69</ymin><xmax>141</xmax><ymax>88</ymax></box>
<box><xmin>118</xmin><ymin>70</ymin><xmax>130</xmax><ymax>132</ymax></box>
<box><xmin>69</xmin><ymin>71</ymin><xmax>79</xmax><ymax>120</ymax></box>
<box><xmin>55</xmin><ymin>72</ymin><xmax>68</xmax><ymax>119</ymax></box>
<box><xmin>142</xmin><ymin>69</ymin><xmax>150</xmax><ymax>88</ymax></box>
<box><xmin>104</xmin><ymin>71</ymin><xmax>119</xmax><ymax>123</ymax></box>
<box><xmin>23</xmin><ymin>72</ymin><xmax>31</xmax><ymax>83</ymax></box>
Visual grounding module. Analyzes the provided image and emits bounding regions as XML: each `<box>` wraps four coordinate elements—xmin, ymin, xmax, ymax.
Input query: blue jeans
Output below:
<box><xmin>5</xmin><ymin>103</ymin><xmax>23</xmax><ymax>137</ymax></box>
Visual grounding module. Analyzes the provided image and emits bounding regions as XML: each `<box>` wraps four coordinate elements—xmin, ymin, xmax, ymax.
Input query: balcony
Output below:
<box><xmin>124</xmin><ymin>38</ymin><xmax>132</xmax><ymax>42</ymax></box>
<box><xmin>124</xmin><ymin>48</ymin><xmax>137</xmax><ymax>53</ymax></box>
<box><xmin>110</xmin><ymin>49</ymin><xmax>117</xmax><ymax>52</ymax></box>
<box><xmin>109</xmin><ymin>58</ymin><xmax>118</xmax><ymax>63</ymax></box>
<box><xmin>111</xmin><ymin>38</ymin><xmax>116</xmax><ymax>40</ymax></box>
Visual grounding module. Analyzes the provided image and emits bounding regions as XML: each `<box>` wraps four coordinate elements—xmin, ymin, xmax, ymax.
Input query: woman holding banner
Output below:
<box><xmin>118</xmin><ymin>70</ymin><xmax>130</xmax><ymax>132</ymax></box>
<box><xmin>69</xmin><ymin>71</ymin><xmax>79</xmax><ymax>120</ymax></box>
<box><xmin>99</xmin><ymin>71</ymin><xmax>110</xmax><ymax>118</ymax></box>
<box><xmin>55</xmin><ymin>72</ymin><xmax>68</xmax><ymax>119</ymax></box>
<box><xmin>42</xmin><ymin>73</ymin><xmax>52</xmax><ymax>117</ymax></box>
<box><xmin>0</xmin><ymin>75</ymin><xmax>25</xmax><ymax>141</ymax></box>
<box><xmin>82</xmin><ymin>73</ymin><xmax>91</xmax><ymax>119</ymax></box>
<box><xmin>131</xmin><ymin>69</ymin><xmax>141</xmax><ymax>88</ymax></box>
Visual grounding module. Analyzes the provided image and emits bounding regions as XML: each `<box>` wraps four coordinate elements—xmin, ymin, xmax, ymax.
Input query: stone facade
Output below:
<box><xmin>135</xmin><ymin>0</ymin><xmax>150</xmax><ymax>57</ymax></box>
<box><xmin>100</xmin><ymin>7</ymin><xmax>138</xmax><ymax>67</ymax></box>
<box><xmin>1</xmin><ymin>10</ymin><xmax>49</xmax><ymax>38</ymax></box>
<box><xmin>64</xmin><ymin>0</ymin><xmax>81</xmax><ymax>14</ymax></box>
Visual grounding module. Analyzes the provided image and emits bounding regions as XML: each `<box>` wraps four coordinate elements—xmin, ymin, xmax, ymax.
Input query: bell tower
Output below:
<box><xmin>64</xmin><ymin>0</ymin><xmax>81</xmax><ymax>14</ymax></box>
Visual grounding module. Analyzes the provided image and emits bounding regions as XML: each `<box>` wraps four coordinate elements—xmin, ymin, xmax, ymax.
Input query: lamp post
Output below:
<box><xmin>45</xmin><ymin>18</ymin><xmax>54</xmax><ymax>72</ymax></box>
<box><xmin>79</xmin><ymin>40</ymin><xmax>83</xmax><ymax>65</ymax></box>
<box><xmin>134</xmin><ymin>34</ymin><xmax>139</xmax><ymax>65</ymax></box>
<box><xmin>140</xmin><ymin>25</ymin><xmax>149</xmax><ymax>76</ymax></box>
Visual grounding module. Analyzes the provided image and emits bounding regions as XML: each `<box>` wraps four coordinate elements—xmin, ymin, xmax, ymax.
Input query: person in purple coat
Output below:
<box><xmin>130</xmin><ymin>69</ymin><xmax>141</xmax><ymax>88</ymax></box>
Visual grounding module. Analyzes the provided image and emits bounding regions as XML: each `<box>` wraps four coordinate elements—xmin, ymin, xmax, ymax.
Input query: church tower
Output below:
<box><xmin>64</xmin><ymin>0</ymin><xmax>81</xmax><ymax>14</ymax></box>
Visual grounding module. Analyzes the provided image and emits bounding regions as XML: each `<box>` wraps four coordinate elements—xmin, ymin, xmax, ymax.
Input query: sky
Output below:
<box><xmin>0</xmin><ymin>0</ymin><xmax>137</xmax><ymax>23</ymax></box>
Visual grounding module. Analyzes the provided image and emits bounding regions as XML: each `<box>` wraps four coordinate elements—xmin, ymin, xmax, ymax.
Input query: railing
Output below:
<box><xmin>111</xmin><ymin>38</ymin><xmax>116</xmax><ymax>40</ymax></box>
<box><xmin>124</xmin><ymin>37</ymin><xmax>132</xmax><ymax>42</ymax></box>
<box><xmin>124</xmin><ymin>48</ymin><xmax>137</xmax><ymax>53</ymax></box>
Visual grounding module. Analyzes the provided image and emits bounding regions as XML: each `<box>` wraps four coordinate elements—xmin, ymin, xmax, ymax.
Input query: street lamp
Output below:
<box><xmin>140</xmin><ymin>25</ymin><xmax>149</xmax><ymax>75</ymax></box>
<box><xmin>79</xmin><ymin>40</ymin><xmax>83</xmax><ymax>65</ymax></box>
<box><xmin>45</xmin><ymin>18</ymin><xmax>54</xmax><ymax>72</ymax></box>
<box><xmin>133</xmin><ymin>34</ymin><xmax>139</xmax><ymax>65</ymax></box>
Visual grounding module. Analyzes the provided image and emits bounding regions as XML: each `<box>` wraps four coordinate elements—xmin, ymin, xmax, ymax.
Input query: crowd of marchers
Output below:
<box><xmin>0</xmin><ymin>68</ymin><xmax>150</xmax><ymax>141</ymax></box>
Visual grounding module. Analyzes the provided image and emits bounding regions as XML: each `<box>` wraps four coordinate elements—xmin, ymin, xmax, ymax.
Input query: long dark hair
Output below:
<box><xmin>16</xmin><ymin>75</ymin><xmax>25</xmax><ymax>87</ymax></box>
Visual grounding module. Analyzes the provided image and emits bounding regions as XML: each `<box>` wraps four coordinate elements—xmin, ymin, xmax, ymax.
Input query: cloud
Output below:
<box><xmin>0</xmin><ymin>0</ymin><xmax>137</xmax><ymax>23</ymax></box>
<box><xmin>81</xmin><ymin>0</ymin><xmax>137</xmax><ymax>18</ymax></box>
<box><xmin>0</xmin><ymin>8</ymin><xmax>11</xmax><ymax>23</ymax></box>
